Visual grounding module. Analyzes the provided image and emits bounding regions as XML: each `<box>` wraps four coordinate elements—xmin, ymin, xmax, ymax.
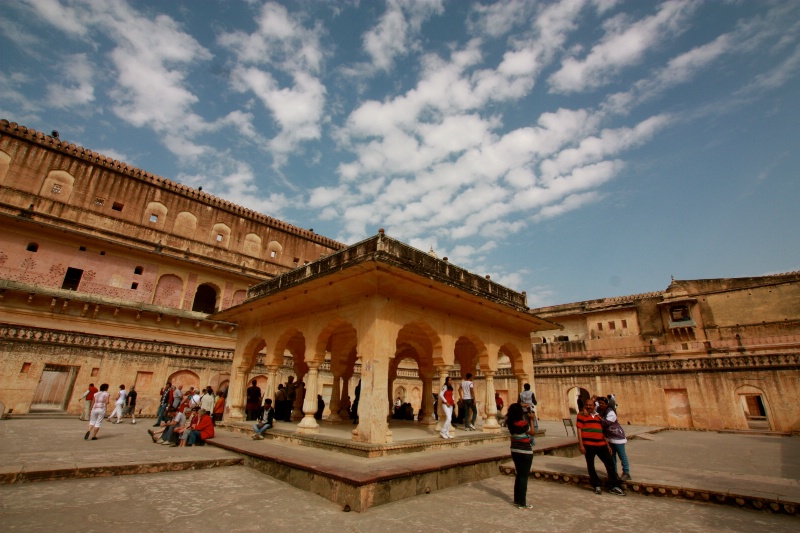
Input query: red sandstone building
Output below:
<box><xmin>1</xmin><ymin>119</ymin><xmax>798</xmax><ymax>434</ymax></box>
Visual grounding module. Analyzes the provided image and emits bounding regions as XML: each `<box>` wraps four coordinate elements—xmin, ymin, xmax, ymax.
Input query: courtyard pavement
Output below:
<box><xmin>0</xmin><ymin>417</ymin><xmax>798</xmax><ymax>532</ymax></box>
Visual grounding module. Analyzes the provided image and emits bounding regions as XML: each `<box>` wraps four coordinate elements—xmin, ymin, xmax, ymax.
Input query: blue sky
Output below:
<box><xmin>2</xmin><ymin>0</ymin><xmax>798</xmax><ymax>307</ymax></box>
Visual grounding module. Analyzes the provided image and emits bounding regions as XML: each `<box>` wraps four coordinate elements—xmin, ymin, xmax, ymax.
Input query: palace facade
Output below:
<box><xmin>530</xmin><ymin>274</ymin><xmax>800</xmax><ymax>433</ymax></box>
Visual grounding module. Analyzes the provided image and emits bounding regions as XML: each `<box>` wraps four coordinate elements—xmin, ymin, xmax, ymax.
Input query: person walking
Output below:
<box><xmin>107</xmin><ymin>384</ymin><xmax>126</xmax><ymax>424</ymax></box>
<box><xmin>78</xmin><ymin>383</ymin><xmax>97</xmax><ymax>421</ymax></box>
<box><xmin>461</xmin><ymin>373</ymin><xmax>477</xmax><ymax>430</ymax></box>
<box><xmin>438</xmin><ymin>376</ymin><xmax>455</xmax><ymax>439</ymax></box>
<box><xmin>518</xmin><ymin>383</ymin><xmax>537</xmax><ymax>430</ymax></box>
<box><xmin>84</xmin><ymin>383</ymin><xmax>110</xmax><ymax>440</ymax></box>
<box><xmin>123</xmin><ymin>386</ymin><xmax>137</xmax><ymax>424</ymax></box>
<box><xmin>506</xmin><ymin>402</ymin><xmax>534</xmax><ymax>508</ymax></box>
<box><xmin>153</xmin><ymin>382</ymin><xmax>171</xmax><ymax>427</ymax></box>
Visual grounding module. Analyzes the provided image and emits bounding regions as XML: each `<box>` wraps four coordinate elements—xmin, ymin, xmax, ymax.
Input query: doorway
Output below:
<box><xmin>741</xmin><ymin>394</ymin><xmax>770</xmax><ymax>430</ymax></box>
<box><xmin>31</xmin><ymin>364</ymin><xmax>78</xmax><ymax>411</ymax></box>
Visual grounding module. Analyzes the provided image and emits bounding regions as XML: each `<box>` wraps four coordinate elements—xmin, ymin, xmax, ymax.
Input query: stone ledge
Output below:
<box><xmin>0</xmin><ymin>457</ymin><xmax>242</xmax><ymax>485</ymax></box>
<box><xmin>498</xmin><ymin>467</ymin><xmax>799</xmax><ymax>516</ymax></box>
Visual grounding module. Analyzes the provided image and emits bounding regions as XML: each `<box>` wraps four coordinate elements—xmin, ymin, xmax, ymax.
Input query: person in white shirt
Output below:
<box><xmin>107</xmin><ymin>384</ymin><xmax>127</xmax><ymax>424</ymax></box>
<box><xmin>461</xmin><ymin>373</ymin><xmax>477</xmax><ymax>430</ymax></box>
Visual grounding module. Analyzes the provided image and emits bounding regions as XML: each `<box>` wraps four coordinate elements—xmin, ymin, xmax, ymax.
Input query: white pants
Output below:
<box><xmin>89</xmin><ymin>408</ymin><xmax>106</xmax><ymax>428</ymax></box>
<box><xmin>108</xmin><ymin>403</ymin><xmax>123</xmax><ymax>421</ymax></box>
<box><xmin>441</xmin><ymin>404</ymin><xmax>453</xmax><ymax>436</ymax></box>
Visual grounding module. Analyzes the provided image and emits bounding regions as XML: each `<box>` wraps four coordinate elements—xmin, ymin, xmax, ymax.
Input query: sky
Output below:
<box><xmin>1</xmin><ymin>0</ymin><xmax>799</xmax><ymax>307</ymax></box>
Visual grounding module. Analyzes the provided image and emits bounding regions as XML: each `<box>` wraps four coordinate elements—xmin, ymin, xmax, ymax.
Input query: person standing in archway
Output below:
<box><xmin>246</xmin><ymin>379</ymin><xmax>261</xmax><ymax>421</ymax></box>
<box><xmin>439</xmin><ymin>377</ymin><xmax>455</xmax><ymax>439</ymax></box>
<box><xmin>461</xmin><ymin>373</ymin><xmax>477</xmax><ymax>431</ymax></box>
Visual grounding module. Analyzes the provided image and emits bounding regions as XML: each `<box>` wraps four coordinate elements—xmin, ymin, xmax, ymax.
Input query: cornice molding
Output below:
<box><xmin>534</xmin><ymin>353</ymin><xmax>800</xmax><ymax>377</ymax></box>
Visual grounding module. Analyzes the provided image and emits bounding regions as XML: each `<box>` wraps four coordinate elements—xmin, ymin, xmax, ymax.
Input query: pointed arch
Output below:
<box><xmin>153</xmin><ymin>274</ymin><xmax>184</xmax><ymax>308</ymax></box>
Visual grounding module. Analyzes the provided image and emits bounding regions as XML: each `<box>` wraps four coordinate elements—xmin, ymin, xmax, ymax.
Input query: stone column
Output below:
<box><xmin>434</xmin><ymin>366</ymin><xmax>451</xmax><ymax>432</ymax></box>
<box><xmin>327</xmin><ymin>374</ymin><xmax>343</xmax><ymax>422</ymax></box>
<box><xmin>265</xmin><ymin>364</ymin><xmax>279</xmax><ymax>403</ymax></box>
<box><xmin>227</xmin><ymin>365</ymin><xmax>249</xmax><ymax>422</ymax></box>
<box><xmin>352</xmin><ymin>351</ymin><xmax>392</xmax><ymax>444</ymax></box>
<box><xmin>291</xmin><ymin>371</ymin><xmax>306</xmax><ymax>421</ymax></box>
<box><xmin>482</xmin><ymin>370</ymin><xmax>501</xmax><ymax>433</ymax></box>
<box><xmin>420</xmin><ymin>372</ymin><xmax>436</xmax><ymax>426</ymax></box>
<box><xmin>297</xmin><ymin>363</ymin><xmax>320</xmax><ymax>433</ymax></box>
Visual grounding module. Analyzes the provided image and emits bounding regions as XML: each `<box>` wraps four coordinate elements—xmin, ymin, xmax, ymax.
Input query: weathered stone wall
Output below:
<box><xmin>533</xmin><ymin>356</ymin><xmax>800</xmax><ymax>432</ymax></box>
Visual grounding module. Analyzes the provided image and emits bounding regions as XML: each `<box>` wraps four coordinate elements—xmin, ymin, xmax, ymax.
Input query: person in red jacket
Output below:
<box><xmin>186</xmin><ymin>409</ymin><xmax>215</xmax><ymax>446</ymax></box>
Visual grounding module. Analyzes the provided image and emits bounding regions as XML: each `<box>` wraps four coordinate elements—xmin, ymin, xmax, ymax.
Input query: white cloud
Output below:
<box><xmin>362</xmin><ymin>0</ymin><xmax>444</xmax><ymax>72</ymax></box>
<box><xmin>549</xmin><ymin>0</ymin><xmax>695</xmax><ymax>93</ymax></box>
<box><xmin>46</xmin><ymin>54</ymin><xmax>95</xmax><ymax>109</ymax></box>
<box><xmin>25</xmin><ymin>0</ymin><xmax>89</xmax><ymax>38</ymax></box>
<box><xmin>221</xmin><ymin>2</ymin><xmax>326</xmax><ymax>169</ymax></box>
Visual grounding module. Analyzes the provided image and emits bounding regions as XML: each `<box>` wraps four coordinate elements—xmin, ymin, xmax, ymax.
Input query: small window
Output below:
<box><xmin>61</xmin><ymin>267</ymin><xmax>84</xmax><ymax>291</ymax></box>
<box><xmin>621</xmin><ymin>319</ymin><xmax>628</xmax><ymax>329</ymax></box>
<box><xmin>670</xmin><ymin>305</ymin><xmax>691</xmax><ymax>322</ymax></box>
<box><xmin>134</xmin><ymin>266</ymin><xmax>143</xmax><ymax>275</ymax></box>
<box><xmin>100</xmin><ymin>251</ymin><xmax>105</xmax><ymax>256</ymax></box>
<box><xmin>79</xmin><ymin>246</ymin><xmax>86</xmax><ymax>252</ymax></box>
<box><xmin>112</xmin><ymin>202</ymin><xmax>124</xmax><ymax>212</ymax></box>
<box><xmin>91</xmin><ymin>367</ymin><xmax>99</xmax><ymax>377</ymax></box>
<box><xmin>608</xmin><ymin>321</ymin><xmax>616</xmax><ymax>330</ymax></box>
<box><xmin>270</xmin><ymin>250</ymin><xmax>276</xmax><ymax>258</ymax></box>
<box><xmin>94</xmin><ymin>197</ymin><xmax>106</xmax><ymax>207</ymax></box>
<box><xmin>597</xmin><ymin>322</ymin><xmax>603</xmax><ymax>331</ymax></box>
<box><xmin>293</xmin><ymin>257</ymin><xmax>299</xmax><ymax>265</ymax></box>
<box><xmin>21</xmin><ymin>362</ymin><xmax>32</xmax><ymax>373</ymax></box>
<box><xmin>131</xmin><ymin>282</ymin><xmax>139</xmax><ymax>290</ymax></box>
<box><xmin>216</xmin><ymin>234</ymin><xmax>223</xmax><ymax>242</ymax></box>
<box><xmin>51</xmin><ymin>184</ymin><xmax>62</xmax><ymax>194</ymax></box>
<box><xmin>149</xmin><ymin>214</ymin><xmax>158</xmax><ymax>223</ymax></box>
<box><xmin>26</xmin><ymin>242</ymin><xmax>39</xmax><ymax>252</ymax></box>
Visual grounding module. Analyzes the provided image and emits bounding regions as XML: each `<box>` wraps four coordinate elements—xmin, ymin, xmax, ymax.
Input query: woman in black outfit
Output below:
<box><xmin>506</xmin><ymin>402</ymin><xmax>534</xmax><ymax>509</ymax></box>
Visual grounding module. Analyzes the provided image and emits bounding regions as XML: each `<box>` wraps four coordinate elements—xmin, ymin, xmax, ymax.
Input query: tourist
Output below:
<box><xmin>518</xmin><ymin>383</ymin><xmax>537</xmax><ymax>430</ymax></box>
<box><xmin>252</xmin><ymin>399</ymin><xmax>275</xmax><ymax>440</ymax></box>
<box><xmin>495</xmin><ymin>391</ymin><xmax>504</xmax><ymax>416</ymax></box>
<box><xmin>607</xmin><ymin>394</ymin><xmax>617</xmax><ymax>412</ymax></box>
<box><xmin>107</xmin><ymin>384</ymin><xmax>126</xmax><ymax>424</ymax></box>
<box><xmin>352</xmin><ymin>379</ymin><xmax>361</xmax><ymax>425</ymax></box>
<box><xmin>123</xmin><ymin>386</ymin><xmax>137</xmax><ymax>424</ymax></box>
<box><xmin>213</xmin><ymin>391</ymin><xmax>225</xmax><ymax>422</ymax></box>
<box><xmin>506</xmin><ymin>402</ymin><xmax>534</xmax><ymax>508</ymax></box>
<box><xmin>576</xmin><ymin>397</ymin><xmax>625</xmax><ymax>495</ymax></box>
<box><xmin>461</xmin><ymin>373</ymin><xmax>477</xmax><ymax>431</ymax></box>
<box><xmin>200</xmin><ymin>386</ymin><xmax>215</xmax><ymax>415</ymax></box>
<box><xmin>315</xmin><ymin>394</ymin><xmax>325</xmax><ymax>420</ymax></box>
<box><xmin>439</xmin><ymin>376</ymin><xmax>455</xmax><ymax>439</ymax></box>
<box><xmin>153</xmin><ymin>382</ymin><xmax>172</xmax><ymax>427</ymax></box>
<box><xmin>285</xmin><ymin>376</ymin><xmax>297</xmax><ymax>421</ymax></box>
<box><xmin>189</xmin><ymin>387</ymin><xmax>201</xmax><ymax>410</ymax></box>
<box><xmin>84</xmin><ymin>383</ymin><xmax>110</xmax><ymax>441</ymax></box>
<box><xmin>78</xmin><ymin>383</ymin><xmax>97</xmax><ymax>421</ymax></box>
<box><xmin>597</xmin><ymin>396</ymin><xmax>631</xmax><ymax>481</ymax></box>
<box><xmin>186</xmin><ymin>409</ymin><xmax>215</xmax><ymax>447</ymax></box>
<box><xmin>274</xmin><ymin>384</ymin><xmax>287</xmax><ymax>420</ymax></box>
<box><xmin>246</xmin><ymin>379</ymin><xmax>261</xmax><ymax>421</ymax></box>
<box><xmin>172</xmin><ymin>384</ymin><xmax>183</xmax><ymax>409</ymax></box>
<box><xmin>150</xmin><ymin>405</ymin><xmax>184</xmax><ymax>445</ymax></box>
<box><xmin>176</xmin><ymin>407</ymin><xmax>200</xmax><ymax>447</ymax></box>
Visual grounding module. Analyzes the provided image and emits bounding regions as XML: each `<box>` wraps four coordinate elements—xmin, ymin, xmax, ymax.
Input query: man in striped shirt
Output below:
<box><xmin>576</xmin><ymin>397</ymin><xmax>625</xmax><ymax>496</ymax></box>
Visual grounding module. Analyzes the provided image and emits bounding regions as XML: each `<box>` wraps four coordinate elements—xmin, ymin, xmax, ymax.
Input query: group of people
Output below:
<box><xmin>153</xmin><ymin>382</ymin><xmax>226</xmax><ymax>426</ymax></box>
<box><xmin>249</xmin><ymin>376</ymin><xmax>307</xmax><ymax>423</ymax></box>
<box><xmin>437</xmin><ymin>373</ymin><xmax>480</xmax><ymax>438</ymax></box>
<box><xmin>81</xmin><ymin>383</ymin><xmax>138</xmax><ymax>440</ymax></box>
<box><xmin>148</xmin><ymin>404</ymin><xmax>215</xmax><ymax>447</ymax></box>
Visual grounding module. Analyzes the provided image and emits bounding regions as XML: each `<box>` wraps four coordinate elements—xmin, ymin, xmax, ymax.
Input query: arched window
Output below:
<box><xmin>27</xmin><ymin>242</ymin><xmax>39</xmax><ymax>252</ymax></box>
<box><xmin>192</xmin><ymin>283</ymin><xmax>218</xmax><ymax>314</ymax></box>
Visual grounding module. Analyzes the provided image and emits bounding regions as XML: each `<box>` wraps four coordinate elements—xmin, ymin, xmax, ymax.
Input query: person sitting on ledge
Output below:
<box><xmin>185</xmin><ymin>408</ymin><xmax>215</xmax><ymax>447</ymax></box>
<box><xmin>252</xmin><ymin>399</ymin><xmax>275</xmax><ymax>440</ymax></box>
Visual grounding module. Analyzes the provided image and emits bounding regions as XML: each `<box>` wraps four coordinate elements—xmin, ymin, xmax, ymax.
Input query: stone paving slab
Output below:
<box><xmin>501</xmin><ymin>429</ymin><xmax>800</xmax><ymax>514</ymax></box>
<box><xmin>2</xmin><ymin>465</ymin><xmax>800</xmax><ymax>532</ymax></box>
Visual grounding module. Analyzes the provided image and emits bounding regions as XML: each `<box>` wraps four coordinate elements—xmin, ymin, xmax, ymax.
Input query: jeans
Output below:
<box><xmin>154</xmin><ymin>404</ymin><xmax>168</xmax><ymax>425</ymax></box>
<box><xmin>584</xmin><ymin>445</ymin><xmax>620</xmax><ymax>488</ymax></box>
<box><xmin>161</xmin><ymin>425</ymin><xmax>177</xmax><ymax>443</ymax></box>
<box><xmin>253</xmin><ymin>422</ymin><xmax>272</xmax><ymax>435</ymax></box>
<box><xmin>187</xmin><ymin>430</ymin><xmax>204</xmax><ymax>446</ymax></box>
<box><xmin>463</xmin><ymin>399</ymin><xmax>477</xmax><ymax>428</ymax></box>
<box><xmin>511</xmin><ymin>451</ymin><xmax>533</xmax><ymax>506</ymax></box>
<box><xmin>610</xmin><ymin>442</ymin><xmax>630</xmax><ymax>475</ymax></box>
